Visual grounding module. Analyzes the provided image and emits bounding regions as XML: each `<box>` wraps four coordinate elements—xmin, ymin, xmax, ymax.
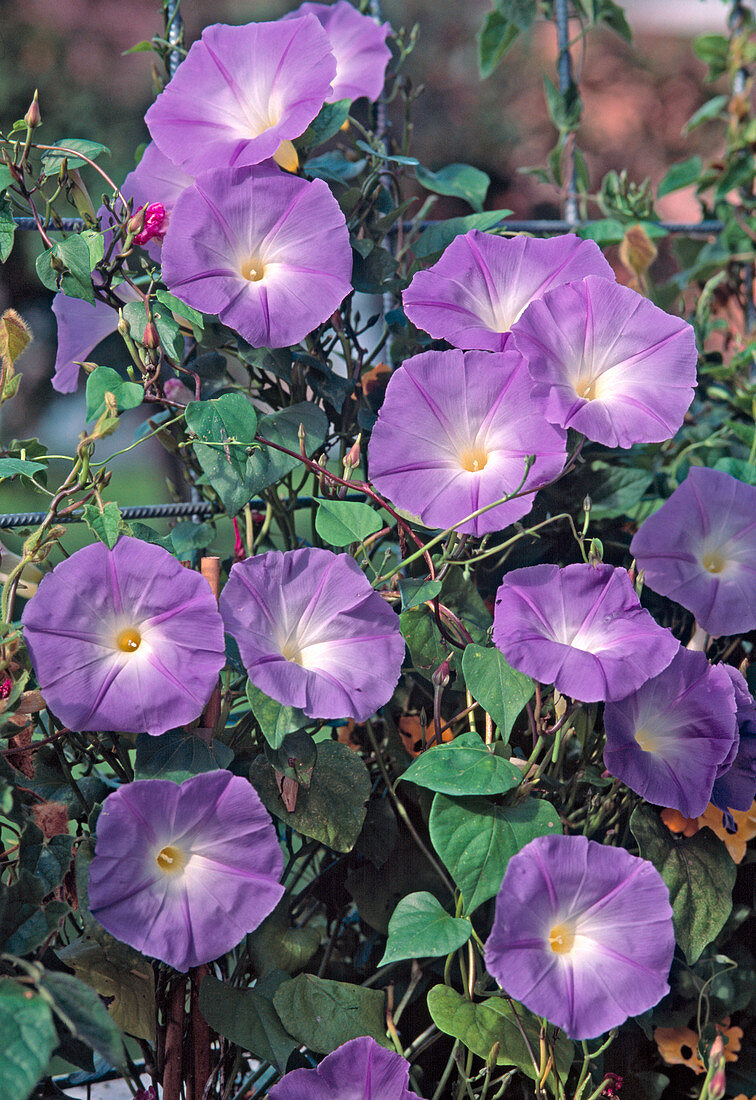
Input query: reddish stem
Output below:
<box><xmin>162</xmin><ymin>977</ymin><xmax>187</xmax><ymax>1100</ymax></box>
<box><xmin>191</xmin><ymin>966</ymin><xmax>212</xmax><ymax>1100</ymax></box>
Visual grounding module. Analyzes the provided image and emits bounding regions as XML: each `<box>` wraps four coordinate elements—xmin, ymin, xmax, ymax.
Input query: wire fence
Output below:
<box><xmin>1</xmin><ymin>0</ymin><xmax>750</xmax><ymax>530</ymax></box>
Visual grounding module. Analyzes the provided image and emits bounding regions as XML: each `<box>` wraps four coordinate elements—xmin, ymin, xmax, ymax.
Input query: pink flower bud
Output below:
<box><xmin>142</xmin><ymin>322</ymin><xmax>160</xmax><ymax>350</ymax></box>
<box><xmin>432</xmin><ymin>659</ymin><xmax>451</xmax><ymax>688</ymax></box>
<box><xmin>133</xmin><ymin>202</ymin><xmax>169</xmax><ymax>246</ymax></box>
<box><xmin>343</xmin><ymin>435</ymin><xmax>362</xmax><ymax>470</ymax></box>
<box><xmin>708</xmin><ymin>1035</ymin><xmax>726</xmax><ymax>1099</ymax></box>
<box><xmin>24</xmin><ymin>91</ymin><xmax>41</xmax><ymax>130</ymax></box>
<box><xmin>126</xmin><ymin>206</ymin><xmax>146</xmax><ymax>237</ymax></box>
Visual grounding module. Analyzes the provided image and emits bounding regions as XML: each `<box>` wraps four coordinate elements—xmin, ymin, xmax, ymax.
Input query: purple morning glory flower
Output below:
<box><xmin>402</xmin><ymin>231</ymin><xmax>613</xmax><ymax>352</ymax></box>
<box><xmin>220</xmin><ymin>548</ymin><xmax>405</xmax><ymax>722</ymax></box>
<box><xmin>711</xmin><ymin>666</ymin><xmax>756</xmax><ymax>815</ymax></box>
<box><xmin>88</xmin><ymin>771</ymin><xmax>284</xmax><ymax>972</ymax></box>
<box><xmin>367</xmin><ymin>348</ymin><xmax>567</xmax><ymax>536</ymax></box>
<box><xmin>160</xmin><ymin>165</ymin><xmax>352</xmax><ymax>349</ymax></box>
<box><xmin>485</xmin><ymin>834</ymin><xmax>674</xmax><ymax>1040</ymax></box>
<box><xmin>268</xmin><ymin>1036</ymin><xmax>415</xmax><ymax>1100</ymax></box>
<box><xmin>512</xmin><ymin>275</ymin><xmax>698</xmax><ymax>448</ymax></box>
<box><xmin>145</xmin><ymin>17</ymin><xmax>336</xmax><ymax>176</ymax></box>
<box><xmin>283</xmin><ymin>2</ymin><xmax>392</xmax><ymax>102</ymax></box>
<box><xmin>492</xmin><ymin>563</ymin><xmax>679</xmax><ymax>702</ymax></box>
<box><xmin>51</xmin><ymin>282</ymin><xmax>139</xmax><ymax>394</ymax></box>
<box><xmin>603</xmin><ymin>648</ymin><xmax>737</xmax><ymax>818</ymax></box>
<box><xmin>630</xmin><ymin>467</ymin><xmax>756</xmax><ymax>637</ymax></box>
<box><xmin>21</xmin><ymin>537</ymin><xmax>225</xmax><ymax>734</ymax></box>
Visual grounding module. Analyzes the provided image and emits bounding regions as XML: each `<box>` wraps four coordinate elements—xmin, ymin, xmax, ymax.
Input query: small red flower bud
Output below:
<box><xmin>24</xmin><ymin>91</ymin><xmax>41</xmax><ymax>130</ymax></box>
<box><xmin>432</xmin><ymin>659</ymin><xmax>451</xmax><ymax>688</ymax></box>
<box><xmin>126</xmin><ymin>206</ymin><xmax>146</xmax><ymax>237</ymax></box>
<box><xmin>142</xmin><ymin>322</ymin><xmax>160</xmax><ymax>350</ymax></box>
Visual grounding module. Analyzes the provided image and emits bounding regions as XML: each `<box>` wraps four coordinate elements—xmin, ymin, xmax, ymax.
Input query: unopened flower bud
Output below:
<box><xmin>432</xmin><ymin>659</ymin><xmax>451</xmax><ymax>689</ymax></box>
<box><xmin>707</xmin><ymin>1035</ymin><xmax>726</xmax><ymax>1100</ymax></box>
<box><xmin>24</xmin><ymin>91</ymin><xmax>41</xmax><ymax>130</ymax></box>
<box><xmin>588</xmin><ymin>537</ymin><xmax>604</xmax><ymax>564</ymax></box>
<box><xmin>66</xmin><ymin>168</ymin><xmax>97</xmax><ymax>224</ymax></box>
<box><xmin>343</xmin><ymin>434</ymin><xmax>362</xmax><ymax>470</ymax></box>
<box><xmin>127</xmin><ymin>206</ymin><xmax>146</xmax><ymax>237</ymax></box>
<box><xmin>117</xmin><ymin>312</ymin><xmax>131</xmax><ymax>339</ymax></box>
<box><xmin>142</xmin><ymin>322</ymin><xmax>160</xmax><ymax>350</ymax></box>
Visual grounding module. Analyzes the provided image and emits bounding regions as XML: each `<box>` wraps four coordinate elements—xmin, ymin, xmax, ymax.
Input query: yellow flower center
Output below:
<box><xmin>702</xmin><ymin>551</ymin><xmax>726</xmax><ymax>574</ymax></box>
<box><xmin>575</xmin><ymin>375</ymin><xmax>600</xmax><ymax>401</ymax></box>
<box><xmin>156</xmin><ymin>845</ymin><xmax>187</xmax><ymax>875</ymax></box>
<box><xmin>281</xmin><ymin>641</ymin><xmax>303</xmax><ymax>665</ymax></box>
<box><xmin>459</xmin><ymin>447</ymin><xmax>489</xmax><ymax>473</ymax></box>
<box><xmin>635</xmin><ymin>727</ymin><xmax>660</xmax><ymax>753</ymax></box>
<box><xmin>548</xmin><ymin>923</ymin><xmax>575</xmax><ymax>954</ymax></box>
<box><xmin>116</xmin><ymin>627</ymin><xmax>142</xmax><ymax>653</ymax></box>
<box><xmin>241</xmin><ymin>256</ymin><xmax>266</xmax><ymax>282</ymax></box>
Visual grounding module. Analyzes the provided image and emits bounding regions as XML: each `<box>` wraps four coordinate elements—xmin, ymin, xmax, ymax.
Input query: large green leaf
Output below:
<box><xmin>185</xmin><ymin>393</ymin><xmax>259</xmax><ymax>516</ymax></box>
<box><xmin>658</xmin><ymin>156</ymin><xmax>703</xmax><ymax>197</ymax></box>
<box><xmin>0</xmin><ymin>457</ymin><xmax>46</xmax><ymax>480</ymax></box>
<box><xmin>346</xmin><ymin>834</ymin><xmax>449</xmax><ymax>935</ymax></box>
<box><xmin>398</xmin><ymin>577</ymin><xmax>443</xmax><ymax>610</ymax></box>
<box><xmin>247</xmin><ymin>402</ymin><xmax>329</xmax><ymax>493</ymax></box>
<box><xmin>0</xmin><ymin>979</ymin><xmax>59</xmax><ymax>1100</ymax></box>
<box><xmin>315</xmin><ymin>498</ymin><xmax>383</xmax><ymax>547</ymax></box>
<box><xmin>400</xmin><ymin>731</ymin><xmax>521</xmax><ymax>796</ymax></box>
<box><xmin>415</xmin><ymin>163</ymin><xmax>490</xmax><ymax>212</ymax></box>
<box><xmin>630</xmin><ymin>805</ymin><xmax>736</xmax><ymax>963</ymax></box>
<box><xmin>273</xmin><ymin>974</ymin><xmax>390</xmax><ymax>1053</ymax></box>
<box><xmin>427</xmin><ymin>985</ymin><xmax>573</xmax><ymax>1086</ymax></box>
<box><xmin>56</xmin><ymin>933</ymin><xmax>156</xmax><ymax>1042</ymax></box>
<box><xmin>461</xmin><ymin>645</ymin><xmax>534</xmax><ymax>740</ymax></box>
<box><xmin>579</xmin><ymin>461</ymin><xmax>654</xmax><ymax>520</ymax></box>
<box><xmin>400</xmin><ymin>605</ymin><xmax>448</xmax><ymax>682</ymax></box>
<box><xmin>85</xmin><ymin>365</ymin><xmax>143</xmax><ymax>422</ymax></box>
<box><xmin>0</xmin><ymin>200</ymin><xmax>16</xmax><ymax>262</ymax></box>
<box><xmin>298</xmin><ymin>99</ymin><xmax>352</xmax><ymax>147</ymax></box>
<box><xmin>379</xmin><ymin>892</ymin><xmax>471</xmax><ymax>966</ymax></box>
<box><xmin>250</xmin><ymin>740</ymin><xmax>371</xmax><ymax>852</ymax></box>
<box><xmin>82</xmin><ymin>501</ymin><xmax>125</xmax><ymax>549</ymax></box>
<box><xmin>199</xmin><ymin>971</ymin><xmax>297</xmax><ymax>1073</ymax></box>
<box><xmin>429</xmin><ymin>794</ymin><xmax>561</xmax><ymax>915</ymax></box>
<box><xmin>134</xmin><ymin>729</ymin><xmax>233</xmax><ymax>783</ymax></box>
<box><xmin>247</xmin><ymin>899</ymin><xmax>321</xmax><ymax>978</ymax></box>
<box><xmin>0</xmin><ymin>871</ymin><xmax>69</xmax><ymax>956</ymax></box>
<box><xmin>477</xmin><ymin>11</ymin><xmax>520</xmax><ymax>79</ymax></box>
<box><xmin>155</xmin><ymin>288</ymin><xmax>204</xmax><ymax>332</ymax></box>
<box><xmin>41</xmin><ymin>138</ymin><xmax>110</xmax><ymax>173</ymax></box>
<box><xmin>246</xmin><ymin>682</ymin><xmax>311</xmax><ymax>751</ymax></box>
<box><xmin>35</xmin><ymin>235</ymin><xmax>96</xmax><ymax>303</ymax></box>
<box><xmin>412</xmin><ymin>212</ymin><xmax>509</xmax><ymax>259</ymax></box>
<box><xmin>18</xmin><ymin>825</ymin><xmax>73</xmax><ymax>896</ymax></box>
<box><xmin>40</xmin><ymin>971</ymin><xmax>124</xmax><ymax>1066</ymax></box>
